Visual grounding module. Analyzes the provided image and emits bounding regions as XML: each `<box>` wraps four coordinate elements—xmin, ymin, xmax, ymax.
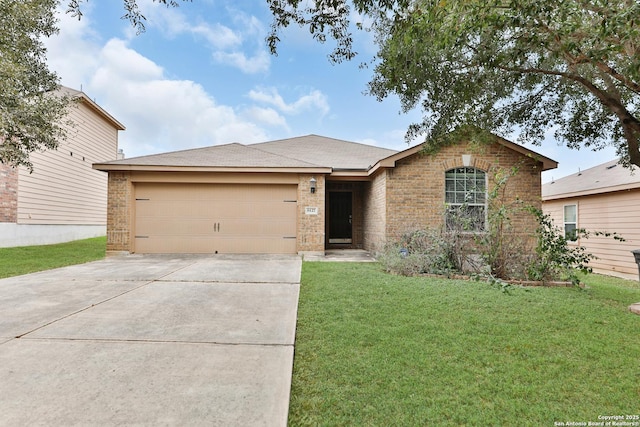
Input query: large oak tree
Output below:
<box><xmin>266</xmin><ymin>0</ymin><xmax>640</xmax><ymax>168</ymax></box>
<box><xmin>0</xmin><ymin>0</ymin><xmax>71</xmax><ymax>171</ymax></box>
<box><xmin>18</xmin><ymin>0</ymin><xmax>640</xmax><ymax>169</ymax></box>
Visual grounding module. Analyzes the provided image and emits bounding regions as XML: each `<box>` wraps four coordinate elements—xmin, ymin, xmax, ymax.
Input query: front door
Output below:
<box><xmin>329</xmin><ymin>192</ymin><xmax>352</xmax><ymax>244</ymax></box>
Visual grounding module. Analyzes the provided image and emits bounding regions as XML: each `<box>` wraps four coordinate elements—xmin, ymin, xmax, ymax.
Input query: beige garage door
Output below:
<box><xmin>134</xmin><ymin>183</ymin><xmax>298</xmax><ymax>254</ymax></box>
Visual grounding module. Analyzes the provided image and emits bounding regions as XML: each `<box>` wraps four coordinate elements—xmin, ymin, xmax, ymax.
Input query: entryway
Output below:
<box><xmin>328</xmin><ymin>191</ymin><xmax>352</xmax><ymax>244</ymax></box>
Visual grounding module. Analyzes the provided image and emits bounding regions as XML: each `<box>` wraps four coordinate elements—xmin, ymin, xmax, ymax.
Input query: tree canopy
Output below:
<box><xmin>266</xmin><ymin>0</ymin><xmax>640</xmax><ymax>168</ymax></box>
<box><xmin>10</xmin><ymin>0</ymin><xmax>640</xmax><ymax>169</ymax></box>
<box><xmin>0</xmin><ymin>0</ymin><xmax>71</xmax><ymax>171</ymax></box>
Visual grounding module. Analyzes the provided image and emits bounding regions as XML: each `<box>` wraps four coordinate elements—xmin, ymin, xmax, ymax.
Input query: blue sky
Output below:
<box><xmin>44</xmin><ymin>0</ymin><xmax>619</xmax><ymax>183</ymax></box>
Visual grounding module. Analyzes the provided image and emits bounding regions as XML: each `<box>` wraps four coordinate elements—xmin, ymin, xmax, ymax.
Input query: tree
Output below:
<box><xmin>0</xmin><ymin>0</ymin><xmax>72</xmax><ymax>171</ymax></box>
<box><xmin>265</xmin><ymin>1</ymin><xmax>640</xmax><ymax>168</ymax></box>
<box><xmin>63</xmin><ymin>0</ymin><xmax>640</xmax><ymax>169</ymax></box>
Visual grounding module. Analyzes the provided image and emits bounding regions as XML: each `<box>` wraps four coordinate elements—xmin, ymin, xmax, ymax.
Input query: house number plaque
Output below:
<box><xmin>305</xmin><ymin>207</ymin><xmax>318</xmax><ymax>215</ymax></box>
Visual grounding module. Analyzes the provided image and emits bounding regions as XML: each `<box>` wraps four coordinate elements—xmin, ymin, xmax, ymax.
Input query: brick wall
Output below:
<box><xmin>0</xmin><ymin>164</ymin><xmax>18</xmax><ymax>223</ymax></box>
<box><xmin>383</xmin><ymin>141</ymin><xmax>543</xmax><ymax>247</ymax></box>
<box><xmin>297</xmin><ymin>174</ymin><xmax>325</xmax><ymax>253</ymax></box>
<box><xmin>106</xmin><ymin>171</ymin><xmax>132</xmax><ymax>252</ymax></box>
<box><xmin>362</xmin><ymin>170</ymin><xmax>387</xmax><ymax>252</ymax></box>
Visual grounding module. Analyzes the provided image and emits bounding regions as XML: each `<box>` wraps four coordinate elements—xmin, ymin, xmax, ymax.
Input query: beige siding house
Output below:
<box><xmin>0</xmin><ymin>87</ymin><xmax>125</xmax><ymax>247</ymax></box>
<box><xmin>95</xmin><ymin>134</ymin><xmax>556</xmax><ymax>256</ymax></box>
<box><xmin>542</xmin><ymin>160</ymin><xmax>640</xmax><ymax>280</ymax></box>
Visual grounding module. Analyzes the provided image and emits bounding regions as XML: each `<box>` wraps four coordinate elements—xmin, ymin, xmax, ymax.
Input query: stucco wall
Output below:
<box><xmin>384</xmin><ymin>141</ymin><xmax>543</xmax><ymax>246</ymax></box>
<box><xmin>0</xmin><ymin>223</ymin><xmax>105</xmax><ymax>248</ymax></box>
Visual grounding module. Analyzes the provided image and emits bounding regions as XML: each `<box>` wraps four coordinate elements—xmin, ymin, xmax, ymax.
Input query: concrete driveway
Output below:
<box><xmin>0</xmin><ymin>254</ymin><xmax>301</xmax><ymax>426</ymax></box>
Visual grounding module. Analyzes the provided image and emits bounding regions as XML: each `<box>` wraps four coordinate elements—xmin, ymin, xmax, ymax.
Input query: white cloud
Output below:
<box><xmin>86</xmin><ymin>39</ymin><xmax>269</xmax><ymax>156</ymax></box>
<box><xmin>213</xmin><ymin>50</ymin><xmax>271</xmax><ymax>74</ymax></box>
<box><xmin>44</xmin><ymin>9</ymin><xmax>276</xmax><ymax>158</ymax></box>
<box><xmin>248</xmin><ymin>87</ymin><xmax>330</xmax><ymax>116</ymax></box>
<box><xmin>131</xmin><ymin>0</ymin><xmax>270</xmax><ymax>74</ymax></box>
<box><xmin>242</xmin><ymin>107</ymin><xmax>289</xmax><ymax>129</ymax></box>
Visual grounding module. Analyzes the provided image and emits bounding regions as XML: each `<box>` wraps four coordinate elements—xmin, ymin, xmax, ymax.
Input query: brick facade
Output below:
<box><xmin>102</xmin><ymin>140</ymin><xmax>544</xmax><ymax>255</ymax></box>
<box><xmin>0</xmin><ymin>163</ymin><xmax>18</xmax><ymax>223</ymax></box>
<box><xmin>106</xmin><ymin>172</ymin><xmax>132</xmax><ymax>253</ymax></box>
<box><xmin>363</xmin><ymin>171</ymin><xmax>386</xmax><ymax>252</ymax></box>
<box><xmin>365</xmin><ymin>141</ymin><xmax>542</xmax><ymax>253</ymax></box>
<box><xmin>297</xmin><ymin>174</ymin><xmax>325</xmax><ymax>253</ymax></box>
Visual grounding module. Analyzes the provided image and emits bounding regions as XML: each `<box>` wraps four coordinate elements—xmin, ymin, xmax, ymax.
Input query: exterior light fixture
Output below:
<box><xmin>310</xmin><ymin>177</ymin><xmax>317</xmax><ymax>194</ymax></box>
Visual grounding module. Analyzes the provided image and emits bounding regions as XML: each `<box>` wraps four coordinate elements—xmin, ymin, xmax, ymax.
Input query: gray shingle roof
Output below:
<box><xmin>95</xmin><ymin>135</ymin><xmax>399</xmax><ymax>170</ymax></box>
<box><xmin>100</xmin><ymin>142</ymin><xmax>324</xmax><ymax>168</ymax></box>
<box><xmin>542</xmin><ymin>159</ymin><xmax>640</xmax><ymax>199</ymax></box>
<box><xmin>250</xmin><ymin>135</ymin><xmax>398</xmax><ymax>170</ymax></box>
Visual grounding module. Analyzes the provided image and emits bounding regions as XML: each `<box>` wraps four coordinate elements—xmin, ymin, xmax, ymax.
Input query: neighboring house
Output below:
<box><xmin>0</xmin><ymin>86</ymin><xmax>125</xmax><ymax>247</ymax></box>
<box><xmin>93</xmin><ymin>134</ymin><xmax>556</xmax><ymax>256</ymax></box>
<box><xmin>542</xmin><ymin>159</ymin><xmax>640</xmax><ymax>280</ymax></box>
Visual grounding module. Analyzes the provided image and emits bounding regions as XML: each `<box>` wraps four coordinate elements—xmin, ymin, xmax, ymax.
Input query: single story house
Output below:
<box><xmin>0</xmin><ymin>87</ymin><xmax>125</xmax><ymax>247</ymax></box>
<box><xmin>542</xmin><ymin>159</ymin><xmax>640</xmax><ymax>280</ymax></box>
<box><xmin>93</xmin><ymin>134</ymin><xmax>556</xmax><ymax>256</ymax></box>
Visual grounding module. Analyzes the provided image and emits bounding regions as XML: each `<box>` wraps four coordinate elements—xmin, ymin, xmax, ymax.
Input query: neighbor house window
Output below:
<box><xmin>564</xmin><ymin>204</ymin><xmax>578</xmax><ymax>241</ymax></box>
<box><xmin>445</xmin><ymin>167</ymin><xmax>487</xmax><ymax>232</ymax></box>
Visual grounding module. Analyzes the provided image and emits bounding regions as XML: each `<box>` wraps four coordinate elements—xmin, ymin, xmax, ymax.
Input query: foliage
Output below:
<box><xmin>526</xmin><ymin>207</ymin><xmax>625</xmax><ymax>286</ymax></box>
<box><xmin>0</xmin><ymin>0</ymin><xmax>72</xmax><ymax>171</ymax></box>
<box><xmin>381</xmin><ymin>166</ymin><xmax>626</xmax><ymax>284</ymax></box>
<box><xmin>473</xmin><ymin>165</ymin><xmax>533</xmax><ymax>280</ymax></box>
<box><xmin>0</xmin><ymin>236</ymin><xmax>106</xmax><ymax>279</ymax></box>
<box><xmin>265</xmin><ymin>0</ymin><xmax>640</xmax><ymax>169</ymax></box>
<box><xmin>67</xmin><ymin>0</ymin><xmax>191</xmax><ymax>34</ymax></box>
<box><xmin>378</xmin><ymin>228</ymin><xmax>467</xmax><ymax>276</ymax></box>
<box><xmin>290</xmin><ymin>262</ymin><xmax>640</xmax><ymax>425</ymax></box>
<box><xmin>381</xmin><ymin>164</ymin><xmax>533</xmax><ymax>280</ymax></box>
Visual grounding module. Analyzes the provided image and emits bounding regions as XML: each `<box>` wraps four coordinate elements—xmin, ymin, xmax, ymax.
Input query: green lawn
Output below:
<box><xmin>0</xmin><ymin>236</ymin><xmax>106</xmax><ymax>278</ymax></box>
<box><xmin>289</xmin><ymin>262</ymin><xmax>640</xmax><ymax>426</ymax></box>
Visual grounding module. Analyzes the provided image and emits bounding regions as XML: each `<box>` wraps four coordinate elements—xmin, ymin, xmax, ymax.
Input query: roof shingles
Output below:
<box><xmin>542</xmin><ymin>159</ymin><xmax>640</xmax><ymax>199</ymax></box>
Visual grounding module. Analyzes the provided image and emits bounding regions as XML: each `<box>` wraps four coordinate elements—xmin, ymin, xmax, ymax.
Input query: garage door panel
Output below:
<box><xmin>133</xmin><ymin>183</ymin><xmax>298</xmax><ymax>254</ymax></box>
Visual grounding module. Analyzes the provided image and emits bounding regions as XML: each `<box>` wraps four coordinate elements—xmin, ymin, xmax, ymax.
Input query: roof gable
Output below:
<box><xmin>371</xmin><ymin>135</ymin><xmax>557</xmax><ymax>173</ymax></box>
<box><xmin>58</xmin><ymin>86</ymin><xmax>125</xmax><ymax>131</ymax></box>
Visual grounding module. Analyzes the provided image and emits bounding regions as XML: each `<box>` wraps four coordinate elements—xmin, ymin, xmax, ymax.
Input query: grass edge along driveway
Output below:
<box><xmin>288</xmin><ymin>262</ymin><xmax>640</xmax><ymax>426</ymax></box>
<box><xmin>0</xmin><ymin>237</ymin><xmax>106</xmax><ymax>279</ymax></box>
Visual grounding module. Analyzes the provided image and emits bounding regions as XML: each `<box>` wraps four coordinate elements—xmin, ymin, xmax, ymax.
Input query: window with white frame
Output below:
<box><xmin>445</xmin><ymin>167</ymin><xmax>487</xmax><ymax>232</ymax></box>
<box><xmin>564</xmin><ymin>204</ymin><xmax>578</xmax><ymax>241</ymax></box>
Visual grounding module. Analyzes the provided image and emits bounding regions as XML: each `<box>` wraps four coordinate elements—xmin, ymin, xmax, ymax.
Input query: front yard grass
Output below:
<box><xmin>0</xmin><ymin>236</ymin><xmax>106</xmax><ymax>278</ymax></box>
<box><xmin>289</xmin><ymin>262</ymin><xmax>640</xmax><ymax>426</ymax></box>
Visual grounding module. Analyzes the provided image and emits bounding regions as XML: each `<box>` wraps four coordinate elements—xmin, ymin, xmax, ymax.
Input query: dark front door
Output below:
<box><xmin>329</xmin><ymin>192</ymin><xmax>352</xmax><ymax>244</ymax></box>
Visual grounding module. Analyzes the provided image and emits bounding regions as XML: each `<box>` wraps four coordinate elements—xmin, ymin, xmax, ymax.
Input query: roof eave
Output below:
<box><xmin>66</xmin><ymin>89</ymin><xmax>126</xmax><ymax>131</ymax></box>
<box><xmin>92</xmin><ymin>164</ymin><xmax>332</xmax><ymax>173</ymax></box>
<box><xmin>329</xmin><ymin>170</ymin><xmax>370</xmax><ymax>178</ymax></box>
<box><xmin>542</xmin><ymin>182</ymin><xmax>640</xmax><ymax>201</ymax></box>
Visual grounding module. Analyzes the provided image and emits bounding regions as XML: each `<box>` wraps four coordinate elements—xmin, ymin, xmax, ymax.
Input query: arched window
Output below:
<box><xmin>445</xmin><ymin>167</ymin><xmax>487</xmax><ymax>232</ymax></box>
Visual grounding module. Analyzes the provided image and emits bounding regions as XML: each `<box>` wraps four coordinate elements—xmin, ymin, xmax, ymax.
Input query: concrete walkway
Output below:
<box><xmin>0</xmin><ymin>254</ymin><xmax>301</xmax><ymax>426</ymax></box>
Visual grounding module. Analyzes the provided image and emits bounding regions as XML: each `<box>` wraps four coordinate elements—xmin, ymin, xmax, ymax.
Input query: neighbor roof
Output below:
<box><xmin>58</xmin><ymin>86</ymin><xmax>125</xmax><ymax>131</ymax></box>
<box><xmin>542</xmin><ymin>159</ymin><xmax>640</xmax><ymax>200</ymax></box>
